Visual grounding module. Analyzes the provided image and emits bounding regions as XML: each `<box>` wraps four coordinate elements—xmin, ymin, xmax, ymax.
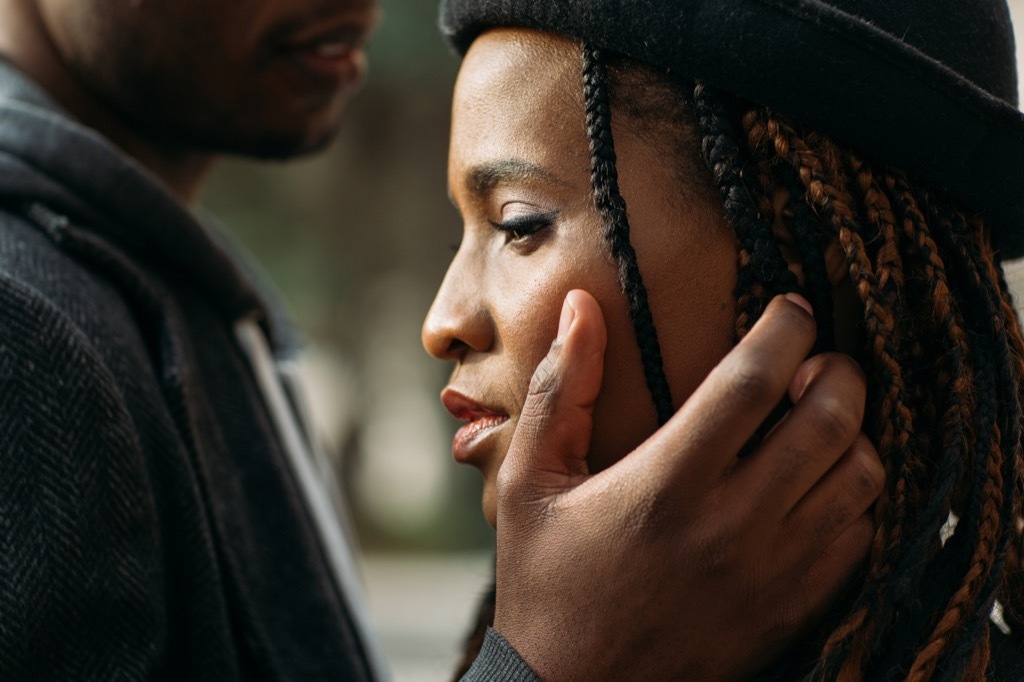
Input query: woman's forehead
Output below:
<box><xmin>451</xmin><ymin>29</ymin><xmax>589</xmax><ymax>175</ymax></box>
<box><xmin>457</xmin><ymin>29</ymin><xmax>580</xmax><ymax>101</ymax></box>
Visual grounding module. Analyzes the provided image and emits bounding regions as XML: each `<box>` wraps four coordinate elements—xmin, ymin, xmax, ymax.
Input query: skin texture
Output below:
<box><xmin>492</xmin><ymin>290</ymin><xmax>881</xmax><ymax>680</ymax></box>
<box><xmin>0</xmin><ymin>0</ymin><xmax>378</xmax><ymax>201</ymax></box>
<box><xmin>0</xmin><ymin>2</ymin><xmax>886</xmax><ymax>675</ymax></box>
<box><xmin>425</xmin><ymin>29</ymin><xmax>884</xmax><ymax>679</ymax></box>
<box><xmin>423</xmin><ymin>29</ymin><xmax>737</xmax><ymax>526</ymax></box>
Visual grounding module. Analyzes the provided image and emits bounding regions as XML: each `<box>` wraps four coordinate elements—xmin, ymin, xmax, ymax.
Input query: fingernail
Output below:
<box><xmin>783</xmin><ymin>292</ymin><xmax>814</xmax><ymax>317</ymax></box>
<box><xmin>557</xmin><ymin>294</ymin><xmax>577</xmax><ymax>341</ymax></box>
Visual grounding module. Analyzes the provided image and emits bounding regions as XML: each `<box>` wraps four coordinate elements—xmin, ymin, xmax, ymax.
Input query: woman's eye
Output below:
<box><xmin>489</xmin><ymin>210</ymin><xmax>558</xmax><ymax>243</ymax></box>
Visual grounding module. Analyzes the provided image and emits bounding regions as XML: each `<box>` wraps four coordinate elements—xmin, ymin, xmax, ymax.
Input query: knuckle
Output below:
<box><xmin>725</xmin><ymin>363</ymin><xmax>777</xmax><ymax>405</ymax></box>
<box><xmin>849</xmin><ymin>512</ymin><xmax>876</xmax><ymax>552</ymax></box>
<box><xmin>790</xmin><ymin>307</ymin><xmax>817</xmax><ymax>341</ymax></box>
<box><xmin>774</xmin><ymin>297</ymin><xmax>817</xmax><ymax>339</ymax></box>
<box><xmin>635</xmin><ymin>489</ymin><xmax>677</xmax><ymax>537</ymax></box>
<box><xmin>820</xmin><ymin>497</ymin><xmax>853</xmax><ymax>537</ymax></box>
<box><xmin>764</xmin><ymin>443</ymin><xmax>805</xmax><ymax>490</ymax></box>
<box><xmin>816</xmin><ymin>353</ymin><xmax>867</xmax><ymax>404</ymax></box>
<box><xmin>526</xmin><ymin>351</ymin><xmax>561</xmax><ymax>402</ymax></box>
<box><xmin>808</xmin><ymin>395</ymin><xmax>860</xmax><ymax>447</ymax></box>
<box><xmin>517</xmin><ymin>356</ymin><xmax>562</xmax><ymax>431</ymax></box>
<box><xmin>495</xmin><ymin>459</ymin><xmax>526</xmax><ymax>498</ymax></box>
<box><xmin>814</xmin><ymin>448</ymin><xmax>883</xmax><ymax>541</ymax></box>
<box><xmin>495</xmin><ymin>461</ymin><xmax>552</xmax><ymax>523</ymax></box>
<box><xmin>495</xmin><ymin>460</ymin><xmax>517</xmax><ymax>489</ymax></box>
<box><xmin>847</xmin><ymin>442</ymin><xmax>886</xmax><ymax>500</ymax></box>
<box><xmin>693</xmin><ymin>523</ymin><xmax>741</xmax><ymax>574</ymax></box>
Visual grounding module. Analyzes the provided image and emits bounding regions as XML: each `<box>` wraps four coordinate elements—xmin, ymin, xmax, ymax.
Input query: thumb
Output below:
<box><xmin>500</xmin><ymin>290</ymin><xmax>607</xmax><ymax>497</ymax></box>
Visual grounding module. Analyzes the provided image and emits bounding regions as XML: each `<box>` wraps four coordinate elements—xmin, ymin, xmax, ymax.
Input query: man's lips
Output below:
<box><xmin>441</xmin><ymin>388</ymin><xmax>510</xmax><ymax>463</ymax></box>
<box><xmin>278</xmin><ymin>22</ymin><xmax>374</xmax><ymax>54</ymax></box>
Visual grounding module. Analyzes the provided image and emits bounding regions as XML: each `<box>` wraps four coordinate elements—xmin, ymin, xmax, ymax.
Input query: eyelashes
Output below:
<box><xmin>445</xmin><ymin>209</ymin><xmax>559</xmax><ymax>255</ymax></box>
<box><xmin>489</xmin><ymin>210</ymin><xmax>559</xmax><ymax>242</ymax></box>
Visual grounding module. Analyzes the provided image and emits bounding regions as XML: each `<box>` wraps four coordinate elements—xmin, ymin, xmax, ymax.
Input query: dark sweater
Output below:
<box><xmin>0</xmin><ymin>58</ymin><xmax>386</xmax><ymax>679</ymax></box>
<box><xmin>0</xmin><ymin>56</ymin><xmax>538</xmax><ymax>682</ymax></box>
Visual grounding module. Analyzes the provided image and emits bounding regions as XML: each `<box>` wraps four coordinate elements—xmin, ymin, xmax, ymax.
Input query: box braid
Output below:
<box><xmin>587</xmin><ymin>43</ymin><xmax>1024</xmax><ymax>679</ymax></box>
<box><xmin>689</xmin><ymin>84</ymin><xmax>800</xmax><ymax>339</ymax></box>
<box><xmin>455</xmin><ymin>45</ymin><xmax>1024</xmax><ymax>681</ymax></box>
<box><xmin>687</xmin><ymin>80</ymin><xmax>1024</xmax><ymax>680</ymax></box>
<box><xmin>581</xmin><ymin>46</ymin><xmax>674</xmax><ymax>425</ymax></box>
<box><xmin>742</xmin><ymin>115</ymin><xmax>835</xmax><ymax>353</ymax></box>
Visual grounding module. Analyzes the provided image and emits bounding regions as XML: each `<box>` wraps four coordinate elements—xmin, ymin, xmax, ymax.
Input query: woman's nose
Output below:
<box><xmin>422</xmin><ymin>273</ymin><xmax>493</xmax><ymax>360</ymax></box>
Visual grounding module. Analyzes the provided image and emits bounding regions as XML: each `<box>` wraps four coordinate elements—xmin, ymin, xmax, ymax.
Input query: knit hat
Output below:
<box><xmin>440</xmin><ymin>0</ymin><xmax>1024</xmax><ymax>258</ymax></box>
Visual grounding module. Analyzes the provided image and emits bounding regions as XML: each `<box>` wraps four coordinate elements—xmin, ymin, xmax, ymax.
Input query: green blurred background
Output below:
<box><xmin>203</xmin><ymin>0</ymin><xmax>492</xmax><ymax>553</ymax></box>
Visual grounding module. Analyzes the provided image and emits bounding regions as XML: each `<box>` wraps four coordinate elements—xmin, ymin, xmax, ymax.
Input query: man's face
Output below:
<box><xmin>37</xmin><ymin>0</ymin><xmax>378</xmax><ymax>158</ymax></box>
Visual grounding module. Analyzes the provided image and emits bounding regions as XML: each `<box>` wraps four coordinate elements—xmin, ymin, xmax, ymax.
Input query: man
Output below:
<box><xmin>0</xmin><ymin>0</ymin><xmax>881</xmax><ymax>679</ymax></box>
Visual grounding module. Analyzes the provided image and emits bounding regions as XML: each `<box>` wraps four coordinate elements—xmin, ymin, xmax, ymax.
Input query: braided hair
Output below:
<box><xmin>581</xmin><ymin>46</ymin><xmax>675</xmax><ymax>425</ymax></box>
<box><xmin>456</xmin><ymin>42</ymin><xmax>1024</xmax><ymax>681</ymax></box>
<box><xmin>582</xmin><ymin>44</ymin><xmax>1024</xmax><ymax>680</ymax></box>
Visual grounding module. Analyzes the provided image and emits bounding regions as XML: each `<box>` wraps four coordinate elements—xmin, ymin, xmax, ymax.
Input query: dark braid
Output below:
<box><xmin>883</xmin><ymin>178</ymin><xmax>979</xmax><ymax>678</ymax></box>
<box><xmin>581</xmin><ymin>56</ymin><xmax>1024</xmax><ymax>677</ymax></box>
<box><xmin>742</xmin><ymin>110</ymin><xmax>834</xmax><ymax>351</ymax></box>
<box><xmin>691</xmin><ymin>83</ymin><xmax>799</xmax><ymax>339</ymax></box>
<box><xmin>926</xmin><ymin>209</ymin><xmax>1020</xmax><ymax>681</ymax></box>
<box><xmin>695</xmin><ymin>95</ymin><xmax>1023</xmax><ymax>680</ymax></box>
<box><xmin>456</xmin><ymin>48</ymin><xmax>1024</xmax><ymax>682</ymax></box>
<box><xmin>581</xmin><ymin>45</ymin><xmax>674</xmax><ymax>424</ymax></box>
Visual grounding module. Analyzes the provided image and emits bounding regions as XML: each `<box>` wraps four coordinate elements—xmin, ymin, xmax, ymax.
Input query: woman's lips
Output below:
<box><xmin>452</xmin><ymin>415</ymin><xmax>509</xmax><ymax>463</ymax></box>
<box><xmin>441</xmin><ymin>389</ymin><xmax>510</xmax><ymax>463</ymax></box>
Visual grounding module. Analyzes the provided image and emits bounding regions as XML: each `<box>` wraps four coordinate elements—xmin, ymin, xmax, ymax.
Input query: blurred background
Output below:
<box><xmin>201</xmin><ymin>1</ymin><xmax>1024</xmax><ymax>680</ymax></box>
<box><xmin>203</xmin><ymin>2</ymin><xmax>490</xmax><ymax>680</ymax></box>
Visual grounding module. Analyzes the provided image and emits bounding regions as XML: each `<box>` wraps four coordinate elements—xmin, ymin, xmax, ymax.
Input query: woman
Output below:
<box><xmin>423</xmin><ymin>0</ymin><xmax>1024</xmax><ymax>678</ymax></box>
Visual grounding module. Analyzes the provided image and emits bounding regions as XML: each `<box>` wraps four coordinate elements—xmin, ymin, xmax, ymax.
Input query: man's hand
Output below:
<box><xmin>493</xmin><ymin>291</ymin><xmax>883</xmax><ymax>681</ymax></box>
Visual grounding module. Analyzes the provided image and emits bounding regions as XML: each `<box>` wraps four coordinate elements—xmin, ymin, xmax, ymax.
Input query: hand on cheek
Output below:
<box><xmin>492</xmin><ymin>293</ymin><xmax>883</xmax><ymax>681</ymax></box>
<box><xmin>497</xmin><ymin>289</ymin><xmax>606</xmax><ymax>495</ymax></box>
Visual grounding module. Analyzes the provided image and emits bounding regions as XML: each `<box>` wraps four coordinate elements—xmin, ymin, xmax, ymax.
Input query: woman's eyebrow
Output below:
<box><xmin>464</xmin><ymin>158</ymin><xmax>561</xmax><ymax>194</ymax></box>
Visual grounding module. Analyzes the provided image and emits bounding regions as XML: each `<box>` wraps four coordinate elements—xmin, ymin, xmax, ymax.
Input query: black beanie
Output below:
<box><xmin>440</xmin><ymin>0</ymin><xmax>1024</xmax><ymax>258</ymax></box>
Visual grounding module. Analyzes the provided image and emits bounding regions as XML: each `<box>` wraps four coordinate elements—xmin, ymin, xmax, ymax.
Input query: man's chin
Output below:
<box><xmin>151</xmin><ymin>109</ymin><xmax>346</xmax><ymax>162</ymax></box>
<box><xmin>216</xmin><ymin>125</ymin><xmax>341</xmax><ymax>161</ymax></box>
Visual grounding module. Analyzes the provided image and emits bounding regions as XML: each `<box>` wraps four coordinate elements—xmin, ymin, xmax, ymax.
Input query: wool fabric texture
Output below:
<box><xmin>0</xmin><ymin>58</ymin><xmax>376</xmax><ymax>681</ymax></box>
<box><xmin>440</xmin><ymin>0</ymin><xmax>1024</xmax><ymax>258</ymax></box>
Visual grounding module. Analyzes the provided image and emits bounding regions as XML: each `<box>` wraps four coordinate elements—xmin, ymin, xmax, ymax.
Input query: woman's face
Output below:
<box><xmin>422</xmin><ymin>28</ymin><xmax>738</xmax><ymax>527</ymax></box>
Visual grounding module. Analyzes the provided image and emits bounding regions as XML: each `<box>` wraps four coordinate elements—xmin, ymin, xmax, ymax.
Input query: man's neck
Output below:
<box><xmin>0</xmin><ymin>3</ymin><xmax>213</xmax><ymax>206</ymax></box>
<box><xmin>102</xmin><ymin>127</ymin><xmax>215</xmax><ymax>207</ymax></box>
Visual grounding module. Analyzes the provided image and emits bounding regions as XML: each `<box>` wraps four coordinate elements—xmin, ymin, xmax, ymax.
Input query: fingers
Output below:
<box><xmin>784</xmin><ymin>432</ymin><xmax>883</xmax><ymax>566</ymax></box>
<box><xmin>499</xmin><ymin>290</ymin><xmax>607</xmax><ymax>497</ymax></box>
<box><xmin>619</xmin><ymin>294</ymin><xmax>817</xmax><ymax>488</ymax></box>
<box><xmin>762</xmin><ymin>437</ymin><xmax>881</xmax><ymax>642</ymax></box>
<box><xmin>793</xmin><ymin>511</ymin><xmax>876</xmax><ymax>629</ymax></box>
<box><xmin>735</xmin><ymin>352</ymin><xmax>868</xmax><ymax>516</ymax></box>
